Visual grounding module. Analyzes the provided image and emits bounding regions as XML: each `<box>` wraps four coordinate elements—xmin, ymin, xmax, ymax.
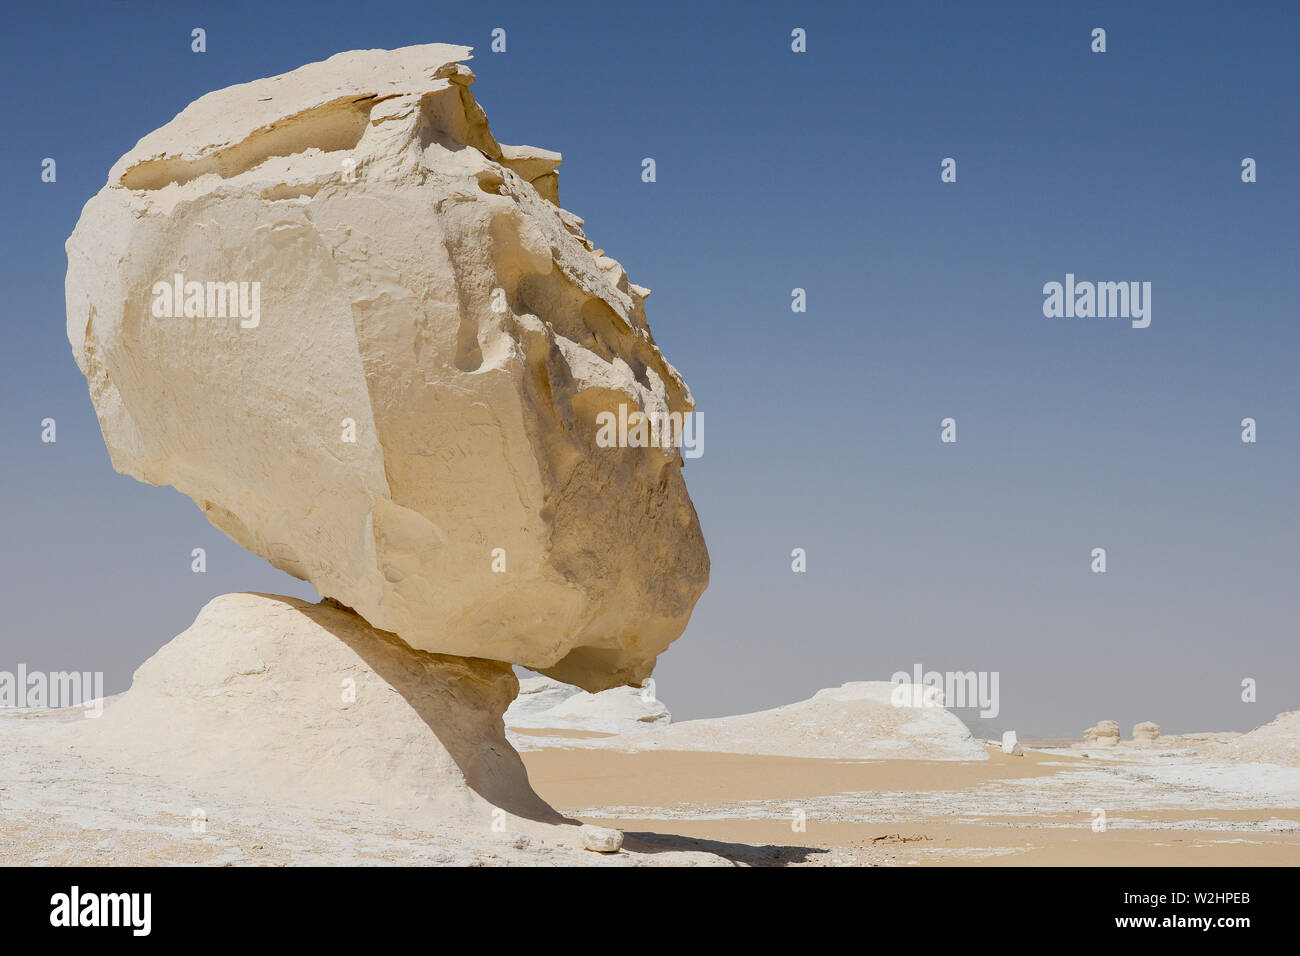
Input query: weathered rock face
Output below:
<box><xmin>1132</xmin><ymin>721</ymin><xmax>1160</xmax><ymax>744</ymax></box>
<box><xmin>65</xmin><ymin>44</ymin><xmax>708</xmax><ymax>692</ymax></box>
<box><xmin>1083</xmin><ymin>720</ymin><xmax>1121</xmax><ymax>748</ymax></box>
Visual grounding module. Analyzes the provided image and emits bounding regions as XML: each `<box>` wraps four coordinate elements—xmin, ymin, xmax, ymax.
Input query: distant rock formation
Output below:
<box><xmin>1083</xmin><ymin>720</ymin><xmax>1121</xmax><ymax>748</ymax></box>
<box><xmin>506</xmin><ymin>676</ymin><xmax>671</xmax><ymax>736</ymax></box>
<box><xmin>542</xmin><ymin>682</ymin><xmax>988</xmax><ymax>761</ymax></box>
<box><xmin>507</xmin><ymin>676</ymin><xmax>586</xmax><ymax>725</ymax></box>
<box><xmin>1132</xmin><ymin>721</ymin><xmax>1161</xmax><ymax>745</ymax></box>
<box><xmin>1001</xmin><ymin>730</ymin><xmax>1024</xmax><ymax>755</ymax></box>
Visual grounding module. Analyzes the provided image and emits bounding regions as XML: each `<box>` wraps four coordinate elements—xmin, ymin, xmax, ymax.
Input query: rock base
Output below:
<box><xmin>59</xmin><ymin>593</ymin><xmax>683</xmax><ymax>860</ymax></box>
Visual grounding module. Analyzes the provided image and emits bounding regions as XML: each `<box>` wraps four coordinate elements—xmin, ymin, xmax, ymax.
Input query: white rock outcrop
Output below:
<box><xmin>1001</xmin><ymin>730</ymin><xmax>1023</xmax><ymax>756</ymax></box>
<box><xmin>506</xmin><ymin>675</ymin><xmax>671</xmax><ymax>736</ymax></box>
<box><xmin>506</xmin><ymin>675</ymin><xmax>585</xmax><ymax>725</ymax></box>
<box><xmin>44</xmin><ymin>592</ymin><xmax>730</xmax><ymax>864</ymax></box>
<box><xmin>559</xmin><ymin>682</ymin><xmax>988</xmax><ymax>760</ymax></box>
<box><xmin>1222</xmin><ymin>711</ymin><xmax>1300</xmax><ymax>767</ymax></box>
<box><xmin>579</xmin><ymin>824</ymin><xmax>624</xmax><ymax>853</ymax></box>
<box><xmin>1132</xmin><ymin>721</ymin><xmax>1161</xmax><ymax>745</ymax></box>
<box><xmin>65</xmin><ymin>44</ymin><xmax>707</xmax><ymax>692</ymax></box>
<box><xmin>1083</xmin><ymin>720</ymin><xmax>1121</xmax><ymax>748</ymax></box>
<box><xmin>74</xmin><ymin>593</ymin><xmax>556</xmax><ymax>824</ymax></box>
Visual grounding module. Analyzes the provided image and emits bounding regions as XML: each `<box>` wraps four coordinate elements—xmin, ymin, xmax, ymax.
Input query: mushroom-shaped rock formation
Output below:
<box><xmin>1083</xmin><ymin>720</ymin><xmax>1121</xmax><ymax>748</ymax></box>
<box><xmin>1132</xmin><ymin>721</ymin><xmax>1161</xmax><ymax>745</ymax></box>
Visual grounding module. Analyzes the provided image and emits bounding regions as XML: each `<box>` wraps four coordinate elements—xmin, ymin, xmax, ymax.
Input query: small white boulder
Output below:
<box><xmin>580</xmin><ymin>824</ymin><xmax>624</xmax><ymax>853</ymax></box>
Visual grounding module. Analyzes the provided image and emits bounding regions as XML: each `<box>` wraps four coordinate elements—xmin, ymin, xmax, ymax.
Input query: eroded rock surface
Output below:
<box><xmin>66</xmin><ymin>44</ymin><xmax>707</xmax><ymax>691</ymax></box>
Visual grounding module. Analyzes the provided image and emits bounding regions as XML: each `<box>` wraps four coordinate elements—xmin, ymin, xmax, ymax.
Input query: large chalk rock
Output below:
<box><xmin>563</xmin><ymin>682</ymin><xmax>988</xmax><ymax>760</ymax></box>
<box><xmin>65</xmin><ymin>44</ymin><xmax>708</xmax><ymax>691</ymax></box>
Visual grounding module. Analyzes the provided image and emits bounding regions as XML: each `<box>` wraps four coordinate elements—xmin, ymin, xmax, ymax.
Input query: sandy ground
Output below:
<box><xmin>520</xmin><ymin>742</ymin><xmax>1300</xmax><ymax>865</ymax></box>
<box><xmin>3</xmin><ymin>706</ymin><xmax>1297</xmax><ymax>865</ymax></box>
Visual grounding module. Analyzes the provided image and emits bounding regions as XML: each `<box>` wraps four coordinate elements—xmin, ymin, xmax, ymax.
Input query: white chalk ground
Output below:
<box><xmin>0</xmin><ymin>707</ymin><xmax>736</xmax><ymax>866</ymax></box>
<box><xmin>4</xmin><ymin>707</ymin><xmax>1298</xmax><ymax>865</ymax></box>
<box><xmin>555</xmin><ymin>735</ymin><xmax>1300</xmax><ymax>827</ymax></box>
<box><xmin>5</xmin><ymin>620</ymin><xmax>1298</xmax><ymax>869</ymax></box>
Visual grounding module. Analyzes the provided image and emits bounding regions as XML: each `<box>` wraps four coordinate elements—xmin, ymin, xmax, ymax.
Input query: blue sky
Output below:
<box><xmin>1</xmin><ymin>1</ymin><xmax>1296</xmax><ymax>735</ymax></box>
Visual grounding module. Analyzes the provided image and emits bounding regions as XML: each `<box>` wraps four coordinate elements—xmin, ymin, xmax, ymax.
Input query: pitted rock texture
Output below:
<box><xmin>65</xmin><ymin>44</ymin><xmax>708</xmax><ymax>691</ymax></box>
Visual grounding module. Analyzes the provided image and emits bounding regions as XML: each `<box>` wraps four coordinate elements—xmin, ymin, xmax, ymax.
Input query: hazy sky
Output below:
<box><xmin>1</xmin><ymin>1</ymin><xmax>1296</xmax><ymax>737</ymax></box>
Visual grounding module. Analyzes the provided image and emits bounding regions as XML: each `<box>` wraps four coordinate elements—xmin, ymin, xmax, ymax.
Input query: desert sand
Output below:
<box><xmin>519</xmin><ymin>741</ymin><xmax>1300</xmax><ymax>865</ymax></box>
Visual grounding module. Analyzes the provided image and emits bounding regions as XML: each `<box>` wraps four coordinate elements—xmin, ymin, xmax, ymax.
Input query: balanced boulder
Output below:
<box><xmin>65</xmin><ymin>44</ymin><xmax>708</xmax><ymax>692</ymax></box>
